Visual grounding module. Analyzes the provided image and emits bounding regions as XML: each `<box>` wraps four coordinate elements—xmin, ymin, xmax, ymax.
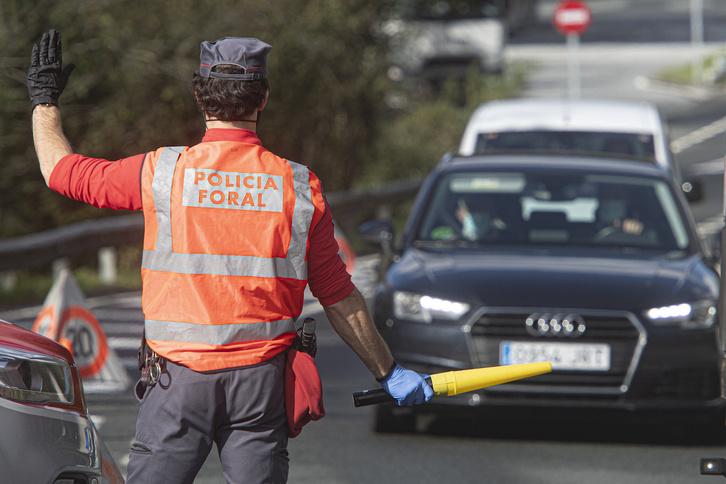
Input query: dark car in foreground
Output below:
<box><xmin>0</xmin><ymin>319</ymin><xmax>124</xmax><ymax>483</ymax></box>
<box><xmin>361</xmin><ymin>153</ymin><xmax>721</xmax><ymax>432</ymax></box>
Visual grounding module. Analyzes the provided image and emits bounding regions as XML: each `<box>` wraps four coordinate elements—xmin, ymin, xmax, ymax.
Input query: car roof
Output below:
<box><xmin>436</xmin><ymin>153</ymin><xmax>673</xmax><ymax>180</ymax></box>
<box><xmin>459</xmin><ymin>98</ymin><xmax>666</xmax><ymax>156</ymax></box>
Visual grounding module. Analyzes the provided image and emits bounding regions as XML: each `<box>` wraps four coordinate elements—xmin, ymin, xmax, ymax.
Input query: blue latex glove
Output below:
<box><xmin>381</xmin><ymin>364</ymin><xmax>434</xmax><ymax>406</ymax></box>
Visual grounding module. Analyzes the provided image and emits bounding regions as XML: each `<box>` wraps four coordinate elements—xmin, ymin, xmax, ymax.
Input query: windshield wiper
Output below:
<box><xmin>412</xmin><ymin>239</ymin><xmax>479</xmax><ymax>248</ymax></box>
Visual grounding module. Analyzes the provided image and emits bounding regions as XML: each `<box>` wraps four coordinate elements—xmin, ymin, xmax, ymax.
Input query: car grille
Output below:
<box><xmin>469</xmin><ymin>309</ymin><xmax>643</xmax><ymax>394</ymax></box>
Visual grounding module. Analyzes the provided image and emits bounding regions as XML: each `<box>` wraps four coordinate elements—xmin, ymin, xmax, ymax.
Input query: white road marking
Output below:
<box><xmin>671</xmin><ymin>116</ymin><xmax>726</xmax><ymax>154</ymax></box>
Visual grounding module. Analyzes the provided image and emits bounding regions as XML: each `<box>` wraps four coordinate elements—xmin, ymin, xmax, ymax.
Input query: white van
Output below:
<box><xmin>458</xmin><ymin>98</ymin><xmax>680</xmax><ymax>181</ymax></box>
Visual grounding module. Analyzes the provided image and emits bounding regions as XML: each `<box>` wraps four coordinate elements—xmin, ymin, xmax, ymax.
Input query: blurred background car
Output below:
<box><xmin>0</xmin><ymin>319</ymin><xmax>124</xmax><ymax>483</ymax></box>
<box><xmin>457</xmin><ymin>98</ymin><xmax>682</xmax><ymax>183</ymax></box>
<box><xmin>361</xmin><ymin>153</ymin><xmax>721</xmax><ymax>432</ymax></box>
<box><xmin>382</xmin><ymin>0</ymin><xmax>509</xmax><ymax>84</ymax></box>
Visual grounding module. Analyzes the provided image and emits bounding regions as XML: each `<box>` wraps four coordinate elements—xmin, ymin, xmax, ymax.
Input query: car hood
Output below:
<box><xmin>0</xmin><ymin>319</ymin><xmax>75</xmax><ymax>364</ymax></box>
<box><xmin>388</xmin><ymin>247</ymin><xmax>718</xmax><ymax>311</ymax></box>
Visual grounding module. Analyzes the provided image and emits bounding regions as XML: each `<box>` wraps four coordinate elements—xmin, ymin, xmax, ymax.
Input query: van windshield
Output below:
<box><xmin>474</xmin><ymin>131</ymin><xmax>656</xmax><ymax>162</ymax></box>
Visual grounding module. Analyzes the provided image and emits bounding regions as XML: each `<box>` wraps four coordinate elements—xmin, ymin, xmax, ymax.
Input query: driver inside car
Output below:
<box><xmin>594</xmin><ymin>198</ymin><xmax>644</xmax><ymax>238</ymax></box>
<box><xmin>430</xmin><ymin>196</ymin><xmax>506</xmax><ymax>242</ymax></box>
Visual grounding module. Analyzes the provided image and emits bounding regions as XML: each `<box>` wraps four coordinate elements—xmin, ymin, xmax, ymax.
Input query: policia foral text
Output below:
<box><xmin>28</xmin><ymin>31</ymin><xmax>433</xmax><ymax>483</ymax></box>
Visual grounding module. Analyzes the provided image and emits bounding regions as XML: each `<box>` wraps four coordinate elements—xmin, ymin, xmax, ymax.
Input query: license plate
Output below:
<box><xmin>499</xmin><ymin>341</ymin><xmax>611</xmax><ymax>371</ymax></box>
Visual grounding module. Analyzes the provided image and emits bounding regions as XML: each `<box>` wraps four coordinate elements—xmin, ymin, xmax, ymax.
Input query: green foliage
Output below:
<box><xmin>0</xmin><ymin>0</ymin><xmax>391</xmax><ymax>238</ymax></box>
<box><xmin>657</xmin><ymin>49</ymin><xmax>726</xmax><ymax>86</ymax></box>
<box><xmin>360</xmin><ymin>65</ymin><xmax>527</xmax><ymax>185</ymax></box>
<box><xmin>253</xmin><ymin>0</ymin><xmax>392</xmax><ymax>190</ymax></box>
<box><xmin>0</xmin><ymin>0</ymin><xmax>523</xmax><ymax>241</ymax></box>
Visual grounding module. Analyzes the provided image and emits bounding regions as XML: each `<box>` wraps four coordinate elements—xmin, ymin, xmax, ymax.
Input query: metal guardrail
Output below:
<box><xmin>0</xmin><ymin>177</ymin><xmax>424</xmax><ymax>273</ymax></box>
<box><xmin>0</xmin><ymin>214</ymin><xmax>144</xmax><ymax>272</ymax></box>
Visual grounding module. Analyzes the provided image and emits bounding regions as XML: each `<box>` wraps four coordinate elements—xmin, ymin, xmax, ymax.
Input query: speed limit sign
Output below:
<box><xmin>59</xmin><ymin>306</ymin><xmax>109</xmax><ymax>378</ymax></box>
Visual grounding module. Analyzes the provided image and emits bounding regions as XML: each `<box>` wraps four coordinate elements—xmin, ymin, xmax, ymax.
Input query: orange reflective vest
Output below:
<box><xmin>140</xmin><ymin>141</ymin><xmax>326</xmax><ymax>371</ymax></box>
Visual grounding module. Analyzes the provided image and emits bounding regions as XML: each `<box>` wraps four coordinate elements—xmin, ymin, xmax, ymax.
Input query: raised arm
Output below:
<box><xmin>27</xmin><ymin>29</ymin><xmax>75</xmax><ymax>185</ymax></box>
<box><xmin>32</xmin><ymin>105</ymin><xmax>72</xmax><ymax>185</ymax></box>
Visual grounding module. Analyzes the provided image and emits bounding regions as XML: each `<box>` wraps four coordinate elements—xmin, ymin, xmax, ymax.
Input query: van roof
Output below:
<box><xmin>459</xmin><ymin>98</ymin><xmax>664</xmax><ymax>156</ymax></box>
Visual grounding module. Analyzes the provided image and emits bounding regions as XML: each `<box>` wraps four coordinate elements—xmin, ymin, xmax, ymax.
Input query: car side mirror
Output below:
<box><xmin>682</xmin><ymin>179</ymin><xmax>703</xmax><ymax>203</ymax></box>
<box><xmin>359</xmin><ymin>219</ymin><xmax>393</xmax><ymax>245</ymax></box>
<box><xmin>704</xmin><ymin>231</ymin><xmax>722</xmax><ymax>268</ymax></box>
<box><xmin>358</xmin><ymin>219</ymin><xmax>395</xmax><ymax>259</ymax></box>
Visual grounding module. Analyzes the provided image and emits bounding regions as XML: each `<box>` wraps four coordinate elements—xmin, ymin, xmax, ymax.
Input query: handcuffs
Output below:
<box><xmin>137</xmin><ymin>330</ymin><xmax>165</xmax><ymax>388</ymax></box>
<box><xmin>141</xmin><ymin>349</ymin><xmax>163</xmax><ymax>387</ymax></box>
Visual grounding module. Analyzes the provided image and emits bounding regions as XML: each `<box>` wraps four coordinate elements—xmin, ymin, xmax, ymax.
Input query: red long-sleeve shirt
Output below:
<box><xmin>49</xmin><ymin>128</ymin><xmax>354</xmax><ymax>306</ymax></box>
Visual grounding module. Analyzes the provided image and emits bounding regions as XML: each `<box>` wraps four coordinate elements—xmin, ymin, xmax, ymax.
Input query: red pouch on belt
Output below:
<box><xmin>285</xmin><ymin>348</ymin><xmax>325</xmax><ymax>438</ymax></box>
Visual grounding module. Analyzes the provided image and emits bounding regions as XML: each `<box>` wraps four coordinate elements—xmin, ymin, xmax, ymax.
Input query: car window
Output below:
<box><xmin>474</xmin><ymin>131</ymin><xmax>656</xmax><ymax>162</ymax></box>
<box><xmin>397</xmin><ymin>0</ymin><xmax>502</xmax><ymax>20</ymax></box>
<box><xmin>415</xmin><ymin>171</ymin><xmax>690</xmax><ymax>251</ymax></box>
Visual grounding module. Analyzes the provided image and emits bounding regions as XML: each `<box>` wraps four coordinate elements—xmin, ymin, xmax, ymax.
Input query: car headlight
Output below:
<box><xmin>393</xmin><ymin>291</ymin><xmax>470</xmax><ymax>323</ymax></box>
<box><xmin>644</xmin><ymin>301</ymin><xmax>717</xmax><ymax>329</ymax></box>
<box><xmin>0</xmin><ymin>346</ymin><xmax>75</xmax><ymax>405</ymax></box>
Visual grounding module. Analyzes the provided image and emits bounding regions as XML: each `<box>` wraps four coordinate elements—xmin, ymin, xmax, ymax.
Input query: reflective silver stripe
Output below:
<box><xmin>142</xmin><ymin>251</ymin><xmax>304</xmax><ymax>278</ymax></box>
<box><xmin>142</xmin><ymin>149</ymin><xmax>313</xmax><ymax>280</ymax></box>
<box><xmin>152</xmin><ymin>146</ymin><xmax>184</xmax><ymax>252</ymax></box>
<box><xmin>144</xmin><ymin>317</ymin><xmax>296</xmax><ymax>345</ymax></box>
<box><xmin>287</xmin><ymin>159</ymin><xmax>315</xmax><ymax>279</ymax></box>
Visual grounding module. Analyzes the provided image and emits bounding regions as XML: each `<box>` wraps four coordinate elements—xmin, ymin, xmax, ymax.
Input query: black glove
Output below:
<box><xmin>27</xmin><ymin>29</ymin><xmax>75</xmax><ymax>109</ymax></box>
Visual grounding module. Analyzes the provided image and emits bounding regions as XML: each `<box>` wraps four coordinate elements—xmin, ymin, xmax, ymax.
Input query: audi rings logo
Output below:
<box><xmin>525</xmin><ymin>313</ymin><xmax>586</xmax><ymax>338</ymax></box>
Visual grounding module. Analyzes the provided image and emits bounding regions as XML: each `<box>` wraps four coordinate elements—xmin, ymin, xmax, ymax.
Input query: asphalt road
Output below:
<box><xmin>15</xmin><ymin>273</ymin><xmax>726</xmax><ymax>484</ymax></box>
<box><xmin>6</xmin><ymin>275</ymin><xmax>724</xmax><ymax>484</ymax></box>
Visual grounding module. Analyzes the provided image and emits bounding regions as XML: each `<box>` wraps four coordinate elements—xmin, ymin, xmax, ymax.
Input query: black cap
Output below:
<box><xmin>199</xmin><ymin>37</ymin><xmax>271</xmax><ymax>80</ymax></box>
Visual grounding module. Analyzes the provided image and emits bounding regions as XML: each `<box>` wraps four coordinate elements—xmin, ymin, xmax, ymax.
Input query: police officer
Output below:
<box><xmin>28</xmin><ymin>30</ymin><xmax>433</xmax><ymax>484</ymax></box>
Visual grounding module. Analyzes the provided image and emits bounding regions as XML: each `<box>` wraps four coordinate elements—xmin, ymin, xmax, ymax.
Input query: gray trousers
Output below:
<box><xmin>126</xmin><ymin>353</ymin><xmax>289</xmax><ymax>484</ymax></box>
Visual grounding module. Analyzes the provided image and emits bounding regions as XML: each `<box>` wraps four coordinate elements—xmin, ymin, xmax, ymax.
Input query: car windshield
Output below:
<box><xmin>414</xmin><ymin>171</ymin><xmax>691</xmax><ymax>251</ymax></box>
<box><xmin>474</xmin><ymin>131</ymin><xmax>656</xmax><ymax>162</ymax></box>
<box><xmin>397</xmin><ymin>0</ymin><xmax>502</xmax><ymax>20</ymax></box>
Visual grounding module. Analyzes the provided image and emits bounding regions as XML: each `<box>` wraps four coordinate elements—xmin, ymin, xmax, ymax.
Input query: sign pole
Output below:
<box><xmin>690</xmin><ymin>0</ymin><xmax>704</xmax><ymax>84</ymax></box>
<box><xmin>567</xmin><ymin>33</ymin><xmax>581</xmax><ymax>100</ymax></box>
<box><xmin>552</xmin><ymin>0</ymin><xmax>591</xmax><ymax>100</ymax></box>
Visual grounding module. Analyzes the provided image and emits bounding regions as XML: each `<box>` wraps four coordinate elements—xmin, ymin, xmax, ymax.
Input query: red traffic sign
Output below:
<box><xmin>552</xmin><ymin>0</ymin><xmax>592</xmax><ymax>36</ymax></box>
<box><xmin>59</xmin><ymin>306</ymin><xmax>109</xmax><ymax>378</ymax></box>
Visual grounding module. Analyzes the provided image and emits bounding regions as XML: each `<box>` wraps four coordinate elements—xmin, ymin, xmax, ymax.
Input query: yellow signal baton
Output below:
<box><xmin>353</xmin><ymin>362</ymin><xmax>552</xmax><ymax>407</ymax></box>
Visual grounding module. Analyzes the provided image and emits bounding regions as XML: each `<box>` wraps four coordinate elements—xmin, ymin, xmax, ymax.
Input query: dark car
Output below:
<box><xmin>0</xmin><ymin>319</ymin><xmax>124</xmax><ymax>483</ymax></box>
<box><xmin>361</xmin><ymin>153</ymin><xmax>722</xmax><ymax>432</ymax></box>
